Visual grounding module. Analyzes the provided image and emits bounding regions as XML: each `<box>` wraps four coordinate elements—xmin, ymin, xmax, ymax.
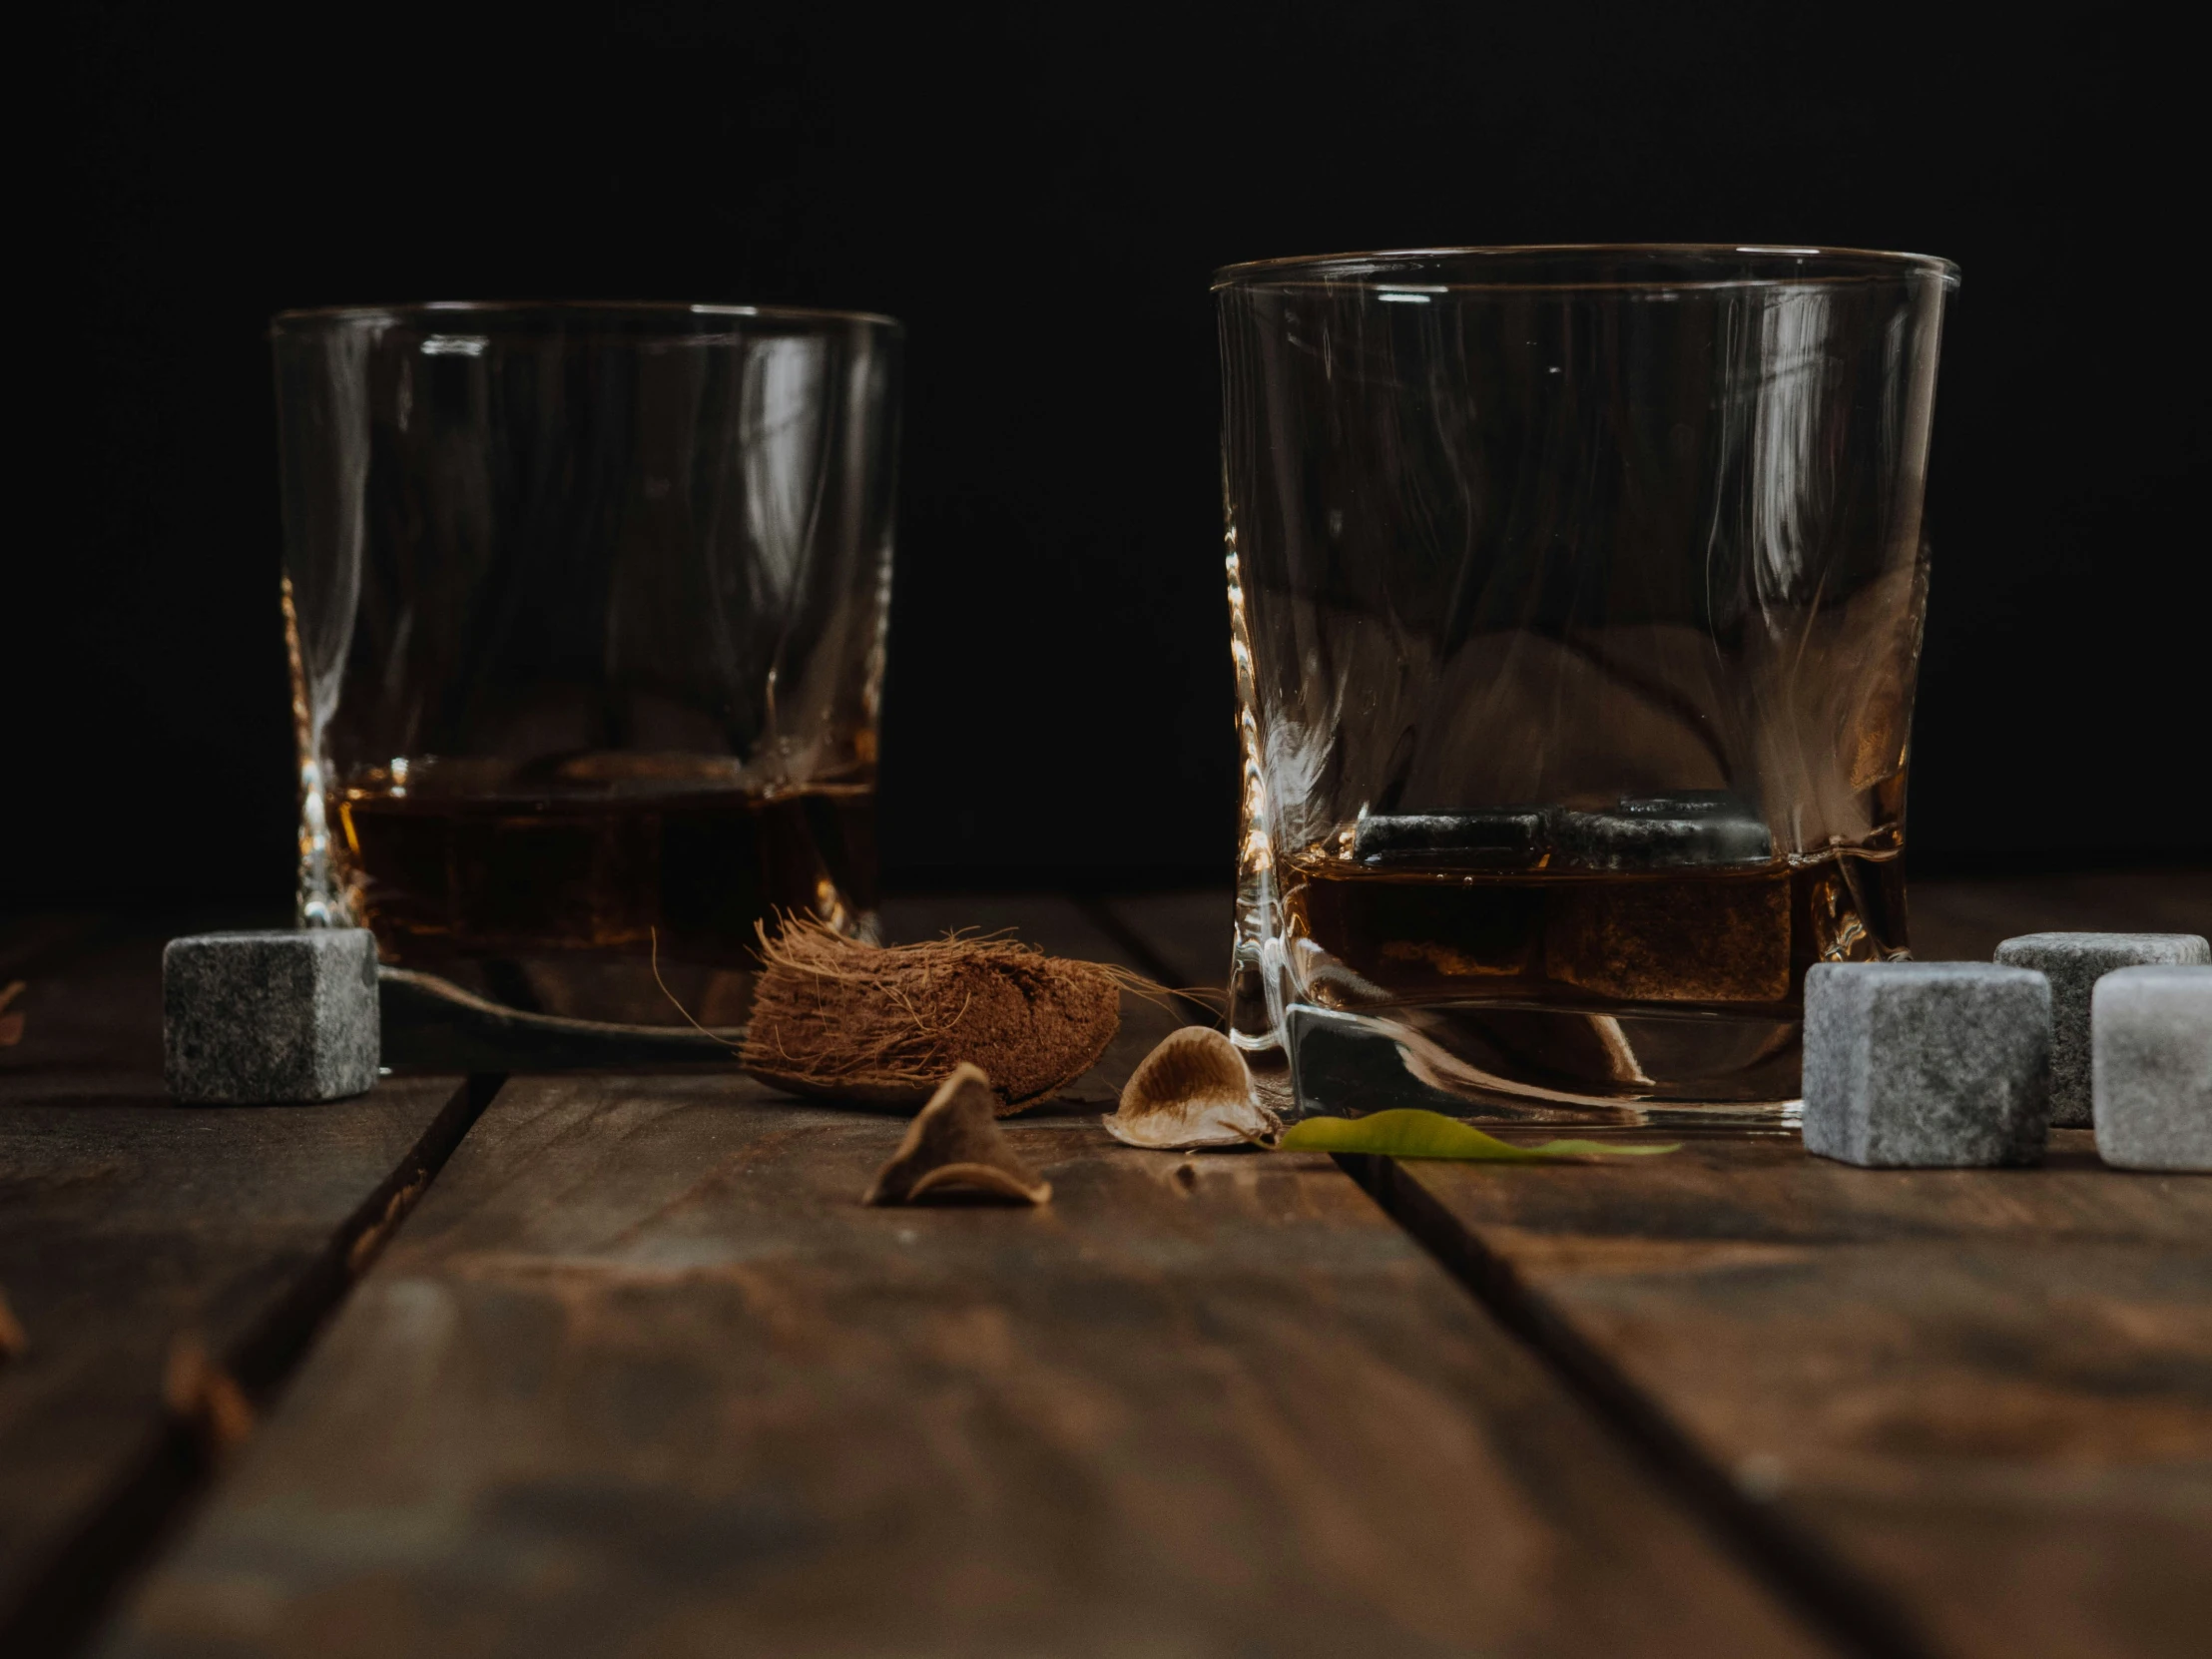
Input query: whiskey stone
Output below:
<box><xmin>1803</xmin><ymin>961</ymin><xmax>2049</xmax><ymax>1167</ymax></box>
<box><xmin>164</xmin><ymin>929</ymin><xmax>380</xmax><ymax>1104</ymax></box>
<box><xmin>1994</xmin><ymin>931</ymin><xmax>2210</xmax><ymax>1126</ymax></box>
<box><xmin>2092</xmin><ymin>965</ymin><xmax>2212</xmax><ymax>1171</ymax></box>
<box><xmin>1354</xmin><ymin>810</ymin><xmax>1547</xmax><ymax>868</ymax></box>
<box><xmin>1553</xmin><ymin>793</ymin><xmax>1772</xmax><ymax>870</ymax></box>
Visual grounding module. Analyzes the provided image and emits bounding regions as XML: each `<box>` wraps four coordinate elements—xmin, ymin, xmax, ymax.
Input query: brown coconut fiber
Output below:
<box><xmin>737</xmin><ymin>917</ymin><xmax>1128</xmax><ymax>1113</ymax></box>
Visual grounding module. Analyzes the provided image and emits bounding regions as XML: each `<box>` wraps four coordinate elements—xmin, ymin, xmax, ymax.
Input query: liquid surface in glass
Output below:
<box><xmin>1277</xmin><ymin>833</ymin><xmax>1905</xmax><ymax>1115</ymax></box>
<box><xmin>330</xmin><ymin>756</ymin><xmax>876</xmax><ymax>1025</ymax></box>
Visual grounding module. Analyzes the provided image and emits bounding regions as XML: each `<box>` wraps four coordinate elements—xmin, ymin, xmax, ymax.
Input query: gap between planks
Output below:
<box><xmin>1369</xmin><ymin>1136</ymin><xmax>2212</xmax><ymax>1659</ymax></box>
<box><xmin>53</xmin><ymin>881</ymin><xmax>2201</xmax><ymax>1655</ymax></box>
<box><xmin>89</xmin><ymin>1090</ymin><xmax>1837</xmax><ymax>1657</ymax></box>
<box><xmin>1097</xmin><ymin>887</ymin><xmax>1963</xmax><ymax>1659</ymax></box>
<box><xmin>1</xmin><ymin>1072</ymin><xmax>504</xmax><ymax>1658</ymax></box>
<box><xmin>1338</xmin><ymin>1151</ymin><xmax>1938</xmax><ymax>1659</ymax></box>
<box><xmin>85</xmin><ymin>894</ymin><xmax>1842</xmax><ymax>1659</ymax></box>
<box><xmin>1100</xmin><ymin>879</ymin><xmax>2212</xmax><ymax>1659</ymax></box>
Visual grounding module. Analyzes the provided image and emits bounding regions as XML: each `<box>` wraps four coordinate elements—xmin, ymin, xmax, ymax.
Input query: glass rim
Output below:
<box><xmin>270</xmin><ymin>298</ymin><xmax>902</xmax><ymax>335</ymax></box>
<box><xmin>1211</xmin><ymin>243</ymin><xmax>1960</xmax><ymax>292</ymax></box>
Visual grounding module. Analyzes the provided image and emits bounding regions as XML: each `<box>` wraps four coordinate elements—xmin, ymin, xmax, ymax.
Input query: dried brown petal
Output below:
<box><xmin>1103</xmin><ymin>1025</ymin><xmax>1282</xmax><ymax>1150</ymax></box>
<box><xmin>0</xmin><ymin>979</ymin><xmax>25</xmax><ymax>1049</ymax></box>
<box><xmin>862</xmin><ymin>1063</ymin><xmax>1053</xmax><ymax>1205</ymax></box>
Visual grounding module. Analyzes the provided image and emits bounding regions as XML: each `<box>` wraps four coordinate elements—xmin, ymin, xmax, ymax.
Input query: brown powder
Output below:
<box><xmin>738</xmin><ymin>918</ymin><xmax>1126</xmax><ymax>1113</ymax></box>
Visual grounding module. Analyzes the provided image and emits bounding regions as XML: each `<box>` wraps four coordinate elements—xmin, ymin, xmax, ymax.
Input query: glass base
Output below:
<box><xmin>1264</xmin><ymin>999</ymin><xmax>1803</xmax><ymax>1128</ymax></box>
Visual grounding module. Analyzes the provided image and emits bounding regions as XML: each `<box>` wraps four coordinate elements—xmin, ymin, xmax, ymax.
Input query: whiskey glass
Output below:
<box><xmin>1216</xmin><ymin>247</ymin><xmax>1956</xmax><ymax>1121</ymax></box>
<box><xmin>274</xmin><ymin>302</ymin><xmax>900</xmax><ymax>1026</ymax></box>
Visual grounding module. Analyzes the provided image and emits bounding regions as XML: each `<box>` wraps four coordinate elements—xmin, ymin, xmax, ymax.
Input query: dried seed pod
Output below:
<box><xmin>863</xmin><ymin>1064</ymin><xmax>1054</xmax><ymax>1205</ymax></box>
<box><xmin>742</xmin><ymin>919</ymin><xmax>1123</xmax><ymax>1113</ymax></box>
<box><xmin>1103</xmin><ymin>1025</ymin><xmax>1282</xmax><ymax>1150</ymax></box>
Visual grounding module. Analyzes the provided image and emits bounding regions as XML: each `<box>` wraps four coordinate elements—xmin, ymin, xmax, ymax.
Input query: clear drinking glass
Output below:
<box><xmin>274</xmin><ymin>302</ymin><xmax>900</xmax><ymax>1026</ymax></box>
<box><xmin>1217</xmin><ymin>247</ymin><xmax>1956</xmax><ymax>1122</ymax></box>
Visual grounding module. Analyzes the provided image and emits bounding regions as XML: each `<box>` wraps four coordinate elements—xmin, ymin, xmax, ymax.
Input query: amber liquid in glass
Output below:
<box><xmin>1279</xmin><ymin>846</ymin><xmax>1905</xmax><ymax>1111</ymax></box>
<box><xmin>333</xmin><ymin>765</ymin><xmax>876</xmax><ymax>1025</ymax></box>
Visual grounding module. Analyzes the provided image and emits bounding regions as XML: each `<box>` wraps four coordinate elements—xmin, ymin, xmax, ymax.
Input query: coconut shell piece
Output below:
<box><xmin>862</xmin><ymin>1064</ymin><xmax>1054</xmax><ymax>1206</ymax></box>
<box><xmin>743</xmin><ymin>919</ymin><xmax>1123</xmax><ymax>1113</ymax></box>
<box><xmin>1103</xmin><ymin>1025</ymin><xmax>1283</xmax><ymax>1150</ymax></box>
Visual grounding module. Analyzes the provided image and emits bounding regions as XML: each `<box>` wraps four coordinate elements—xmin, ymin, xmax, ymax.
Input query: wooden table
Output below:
<box><xmin>3</xmin><ymin>873</ymin><xmax>2208</xmax><ymax>1658</ymax></box>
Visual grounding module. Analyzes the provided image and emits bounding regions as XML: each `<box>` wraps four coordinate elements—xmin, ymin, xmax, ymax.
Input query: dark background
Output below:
<box><xmin>10</xmin><ymin>4</ymin><xmax>2205</xmax><ymax>906</ymax></box>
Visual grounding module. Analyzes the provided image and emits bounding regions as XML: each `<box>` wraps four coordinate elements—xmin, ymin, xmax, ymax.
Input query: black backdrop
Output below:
<box><xmin>11</xmin><ymin>4</ymin><xmax>2205</xmax><ymax>906</ymax></box>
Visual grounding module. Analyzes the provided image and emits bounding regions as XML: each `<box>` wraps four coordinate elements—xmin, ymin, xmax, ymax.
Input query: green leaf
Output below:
<box><xmin>1277</xmin><ymin>1108</ymin><xmax>1679</xmax><ymax>1162</ymax></box>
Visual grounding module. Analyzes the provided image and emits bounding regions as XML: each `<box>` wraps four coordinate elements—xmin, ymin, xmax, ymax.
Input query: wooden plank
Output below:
<box><xmin>93</xmin><ymin>899</ymin><xmax>1837</xmax><ymax>1658</ymax></box>
<box><xmin>1368</xmin><ymin>1133</ymin><xmax>2212</xmax><ymax>1659</ymax></box>
<box><xmin>1109</xmin><ymin>875</ymin><xmax>2212</xmax><ymax>1658</ymax></box>
<box><xmin>0</xmin><ymin>926</ymin><xmax>489</xmax><ymax>1653</ymax></box>
<box><xmin>1909</xmin><ymin>869</ymin><xmax>2212</xmax><ymax>962</ymax></box>
<box><xmin>1097</xmin><ymin>888</ymin><xmax>1232</xmax><ymax>996</ymax></box>
<box><xmin>0</xmin><ymin>921</ymin><xmax>168</xmax><ymax>1107</ymax></box>
<box><xmin>0</xmin><ymin>914</ymin><xmax>103</xmax><ymax>987</ymax></box>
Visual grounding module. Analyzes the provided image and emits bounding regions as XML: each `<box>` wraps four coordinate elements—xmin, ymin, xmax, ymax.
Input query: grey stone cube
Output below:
<box><xmin>1803</xmin><ymin>962</ymin><xmax>2049</xmax><ymax>1167</ymax></box>
<box><xmin>1553</xmin><ymin>793</ymin><xmax>1772</xmax><ymax>870</ymax></box>
<box><xmin>164</xmin><ymin>930</ymin><xmax>380</xmax><ymax>1104</ymax></box>
<box><xmin>1353</xmin><ymin>811</ymin><xmax>1546</xmax><ymax>869</ymax></box>
<box><xmin>2092</xmin><ymin>965</ymin><xmax>2212</xmax><ymax>1171</ymax></box>
<box><xmin>1993</xmin><ymin>931</ymin><xmax>2210</xmax><ymax>1126</ymax></box>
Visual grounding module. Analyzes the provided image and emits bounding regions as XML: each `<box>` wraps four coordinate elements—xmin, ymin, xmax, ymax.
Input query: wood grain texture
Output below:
<box><xmin>93</xmin><ymin>1077</ymin><xmax>1833</xmax><ymax>1659</ymax></box>
<box><xmin>0</xmin><ymin>915</ymin><xmax>102</xmax><ymax>987</ymax></box>
<box><xmin>0</xmin><ymin>926</ymin><xmax>483</xmax><ymax>1651</ymax></box>
<box><xmin>93</xmin><ymin>899</ymin><xmax>1831</xmax><ymax>1659</ymax></box>
<box><xmin>1908</xmin><ymin>870</ymin><xmax>2212</xmax><ymax>963</ymax></box>
<box><xmin>1111</xmin><ymin>877</ymin><xmax>2212</xmax><ymax>1657</ymax></box>
<box><xmin>1099</xmin><ymin>889</ymin><xmax>1231</xmax><ymax>996</ymax></box>
<box><xmin>0</xmin><ymin>926</ymin><xmax>170</xmax><ymax>1107</ymax></box>
<box><xmin>1378</xmin><ymin>1132</ymin><xmax>2212</xmax><ymax>1659</ymax></box>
